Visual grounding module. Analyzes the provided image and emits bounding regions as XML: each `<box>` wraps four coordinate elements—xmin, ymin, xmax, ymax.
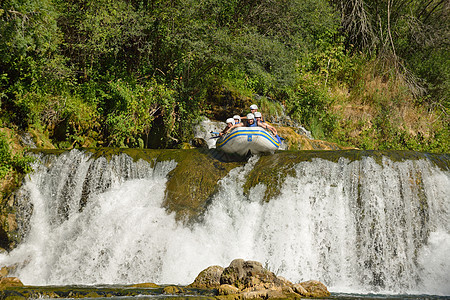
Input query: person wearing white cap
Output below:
<box><xmin>241</xmin><ymin>104</ymin><xmax>260</xmax><ymax>121</ymax></box>
<box><xmin>245</xmin><ymin>113</ymin><xmax>257</xmax><ymax>127</ymax></box>
<box><xmin>220</xmin><ymin>118</ymin><xmax>238</xmax><ymax>136</ymax></box>
<box><xmin>233</xmin><ymin>115</ymin><xmax>243</xmax><ymax>126</ymax></box>
<box><xmin>255</xmin><ymin>111</ymin><xmax>277</xmax><ymax>135</ymax></box>
<box><xmin>250</xmin><ymin>104</ymin><xmax>266</xmax><ymax>122</ymax></box>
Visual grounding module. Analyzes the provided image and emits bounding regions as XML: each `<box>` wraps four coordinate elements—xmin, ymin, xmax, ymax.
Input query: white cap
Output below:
<box><xmin>254</xmin><ymin>111</ymin><xmax>262</xmax><ymax>118</ymax></box>
<box><xmin>247</xmin><ymin>113</ymin><xmax>255</xmax><ymax>120</ymax></box>
<box><xmin>250</xmin><ymin>104</ymin><xmax>258</xmax><ymax>110</ymax></box>
<box><xmin>226</xmin><ymin>118</ymin><xmax>234</xmax><ymax>124</ymax></box>
<box><xmin>233</xmin><ymin>115</ymin><xmax>241</xmax><ymax>121</ymax></box>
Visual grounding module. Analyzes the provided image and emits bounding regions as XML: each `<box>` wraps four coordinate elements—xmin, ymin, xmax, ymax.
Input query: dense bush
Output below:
<box><xmin>0</xmin><ymin>0</ymin><xmax>447</xmax><ymax>152</ymax></box>
<box><xmin>0</xmin><ymin>133</ymin><xmax>33</xmax><ymax>179</ymax></box>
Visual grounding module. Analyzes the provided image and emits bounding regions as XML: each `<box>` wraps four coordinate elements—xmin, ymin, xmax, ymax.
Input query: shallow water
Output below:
<box><xmin>2</xmin><ymin>285</ymin><xmax>448</xmax><ymax>300</ymax></box>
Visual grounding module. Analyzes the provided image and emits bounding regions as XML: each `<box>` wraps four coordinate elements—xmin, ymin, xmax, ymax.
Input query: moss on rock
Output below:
<box><xmin>156</xmin><ymin>149</ymin><xmax>243</xmax><ymax>222</ymax></box>
<box><xmin>127</xmin><ymin>283</ymin><xmax>160</xmax><ymax>288</ymax></box>
<box><xmin>244</xmin><ymin>150</ymin><xmax>449</xmax><ymax>202</ymax></box>
<box><xmin>163</xmin><ymin>285</ymin><xmax>185</xmax><ymax>294</ymax></box>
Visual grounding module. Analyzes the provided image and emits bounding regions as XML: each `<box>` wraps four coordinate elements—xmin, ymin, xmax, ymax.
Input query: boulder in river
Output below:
<box><xmin>188</xmin><ymin>265</ymin><xmax>224</xmax><ymax>289</ymax></box>
<box><xmin>298</xmin><ymin>280</ymin><xmax>331</xmax><ymax>297</ymax></box>
<box><xmin>220</xmin><ymin>259</ymin><xmax>287</xmax><ymax>291</ymax></box>
<box><xmin>190</xmin><ymin>259</ymin><xmax>331</xmax><ymax>299</ymax></box>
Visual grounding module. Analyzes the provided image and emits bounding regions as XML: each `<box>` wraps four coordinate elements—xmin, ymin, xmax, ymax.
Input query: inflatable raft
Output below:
<box><xmin>216</xmin><ymin>127</ymin><xmax>280</xmax><ymax>156</ymax></box>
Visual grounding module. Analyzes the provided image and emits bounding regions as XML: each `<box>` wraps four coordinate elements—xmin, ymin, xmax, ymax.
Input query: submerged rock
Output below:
<box><xmin>163</xmin><ymin>285</ymin><xmax>185</xmax><ymax>294</ymax></box>
<box><xmin>127</xmin><ymin>282</ymin><xmax>160</xmax><ymax>288</ymax></box>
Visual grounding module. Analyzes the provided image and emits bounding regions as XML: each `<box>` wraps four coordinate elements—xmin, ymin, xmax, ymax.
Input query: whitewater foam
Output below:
<box><xmin>0</xmin><ymin>150</ymin><xmax>448</xmax><ymax>296</ymax></box>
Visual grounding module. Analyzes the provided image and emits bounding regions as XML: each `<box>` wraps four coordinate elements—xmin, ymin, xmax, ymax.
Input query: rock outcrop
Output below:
<box><xmin>219</xmin><ymin>259</ymin><xmax>287</xmax><ymax>291</ymax></box>
<box><xmin>0</xmin><ymin>277</ymin><xmax>24</xmax><ymax>290</ymax></box>
<box><xmin>190</xmin><ymin>259</ymin><xmax>330</xmax><ymax>299</ymax></box>
<box><xmin>297</xmin><ymin>280</ymin><xmax>330</xmax><ymax>298</ymax></box>
<box><xmin>188</xmin><ymin>265</ymin><xmax>224</xmax><ymax>289</ymax></box>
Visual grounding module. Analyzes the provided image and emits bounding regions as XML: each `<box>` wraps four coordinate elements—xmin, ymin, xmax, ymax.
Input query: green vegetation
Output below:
<box><xmin>0</xmin><ymin>0</ymin><xmax>448</xmax><ymax>152</ymax></box>
<box><xmin>0</xmin><ymin>133</ymin><xmax>33</xmax><ymax>179</ymax></box>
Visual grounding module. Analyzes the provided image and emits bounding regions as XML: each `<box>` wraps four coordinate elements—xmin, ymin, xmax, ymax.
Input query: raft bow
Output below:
<box><xmin>216</xmin><ymin>127</ymin><xmax>280</xmax><ymax>156</ymax></box>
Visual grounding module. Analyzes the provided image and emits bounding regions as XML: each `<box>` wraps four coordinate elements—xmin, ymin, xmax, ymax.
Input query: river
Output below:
<box><xmin>0</xmin><ymin>149</ymin><xmax>448</xmax><ymax>298</ymax></box>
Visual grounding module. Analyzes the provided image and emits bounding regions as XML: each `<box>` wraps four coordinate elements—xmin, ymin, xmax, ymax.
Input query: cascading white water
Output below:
<box><xmin>193</xmin><ymin>117</ymin><xmax>225</xmax><ymax>148</ymax></box>
<box><xmin>0</xmin><ymin>150</ymin><xmax>448</xmax><ymax>296</ymax></box>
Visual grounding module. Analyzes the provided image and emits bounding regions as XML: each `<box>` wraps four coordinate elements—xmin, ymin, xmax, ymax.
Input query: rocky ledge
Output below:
<box><xmin>0</xmin><ymin>259</ymin><xmax>330</xmax><ymax>299</ymax></box>
<box><xmin>188</xmin><ymin>259</ymin><xmax>330</xmax><ymax>299</ymax></box>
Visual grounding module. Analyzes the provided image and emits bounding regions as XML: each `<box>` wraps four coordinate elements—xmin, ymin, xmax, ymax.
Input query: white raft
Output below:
<box><xmin>216</xmin><ymin>127</ymin><xmax>281</xmax><ymax>156</ymax></box>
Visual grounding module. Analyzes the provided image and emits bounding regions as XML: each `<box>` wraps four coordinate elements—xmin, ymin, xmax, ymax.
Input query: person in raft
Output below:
<box><xmin>245</xmin><ymin>113</ymin><xmax>258</xmax><ymax>127</ymax></box>
<box><xmin>220</xmin><ymin>118</ymin><xmax>242</xmax><ymax>136</ymax></box>
<box><xmin>250</xmin><ymin>104</ymin><xmax>260</xmax><ymax>118</ymax></box>
<box><xmin>241</xmin><ymin>104</ymin><xmax>261</xmax><ymax>121</ymax></box>
<box><xmin>255</xmin><ymin>111</ymin><xmax>277</xmax><ymax>136</ymax></box>
<box><xmin>233</xmin><ymin>115</ymin><xmax>243</xmax><ymax>125</ymax></box>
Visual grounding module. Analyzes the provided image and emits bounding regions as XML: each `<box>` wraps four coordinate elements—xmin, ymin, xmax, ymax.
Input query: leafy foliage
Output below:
<box><xmin>0</xmin><ymin>133</ymin><xmax>34</xmax><ymax>179</ymax></box>
<box><xmin>0</xmin><ymin>0</ymin><xmax>447</xmax><ymax>152</ymax></box>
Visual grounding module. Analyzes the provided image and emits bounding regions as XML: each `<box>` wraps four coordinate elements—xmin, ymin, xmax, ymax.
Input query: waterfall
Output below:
<box><xmin>0</xmin><ymin>149</ymin><xmax>448</xmax><ymax>296</ymax></box>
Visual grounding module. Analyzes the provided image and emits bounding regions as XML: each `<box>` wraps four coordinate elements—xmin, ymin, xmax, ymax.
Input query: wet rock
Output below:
<box><xmin>241</xmin><ymin>290</ymin><xmax>269</xmax><ymax>299</ymax></box>
<box><xmin>159</xmin><ymin>149</ymin><xmax>242</xmax><ymax>222</ymax></box>
<box><xmin>218</xmin><ymin>284</ymin><xmax>239</xmax><ymax>295</ymax></box>
<box><xmin>220</xmin><ymin>259</ymin><xmax>284</xmax><ymax>290</ymax></box>
<box><xmin>180</xmin><ymin>142</ymin><xmax>195</xmax><ymax>149</ymax></box>
<box><xmin>265</xmin><ymin>288</ymin><xmax>287</xmax><ymax>299</ymax></box>
<box><xmin>128</xmin><ymin>282</ymin><xmax>160</xmax><ymax>288</ymax></box>
<box><xmin>163</xmin><ymin>285</ymin><xmax>185</xmax><ymax>294</ymax></box>
<box><xmin>191</xmin><ymin>138</ymin><xmax>208</xmax><ymax>149</ymax></box>
<box><xmin>0</xmin><ymin>267</ymin><xmax>8</xmax><ymax>278</ymax></box>
<box><xmin>299</xmin><ymin>280</ymin><xmax>330</xmax><ymax>297</ymax></box>
<box><xmin>277</xmin><ymin>276</ymin><xmax>293</xmax><ymax>286</ymax></box>
<box><xmin>292</xmin><ymin>283</ymin><xmax>309</xmax><ymax>296</ymax></box>
<box><xmin>19</xmin><ymin>132</ymin><xmax>36</xmax><ymax>148</ymax></box>
<box><xmin>0</xmin><ymin>277</ymin><xmax>23</xmax><ymax>290</ymax></box>
<box><xmin>217</xmin><ymin>259</ymin><xmax>299</xmax><ymax>299</ymax></box>
<box><xmin>188</xmin><ymin>265</ymin><xmax>224</xmax><ymax>289</ymax></box>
